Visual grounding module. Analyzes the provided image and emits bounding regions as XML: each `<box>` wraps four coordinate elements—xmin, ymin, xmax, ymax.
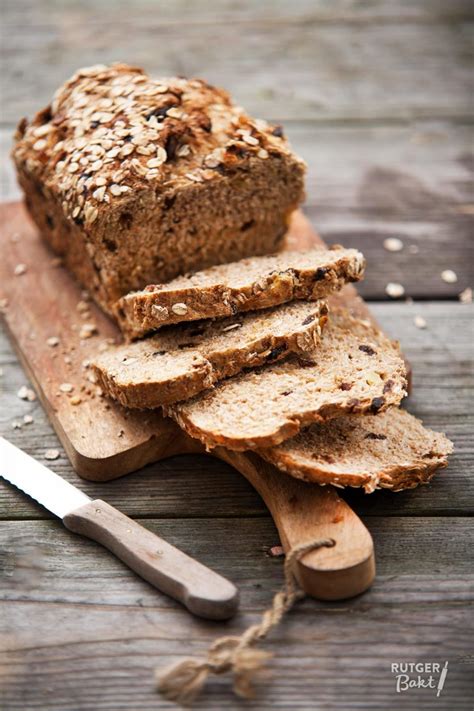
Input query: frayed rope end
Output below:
<box><xmin>156</xmin><ymin>537</ymin><xmax>335</xmax><ymax>706</ymax></box>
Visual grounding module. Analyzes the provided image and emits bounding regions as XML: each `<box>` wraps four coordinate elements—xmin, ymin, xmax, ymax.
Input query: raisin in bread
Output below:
<box><xmin>258</xmin><ymin>409</ymin><xmax>453</xmax><ymax>493</ymax></box>
<box><xmin>166</xmin><ymin>308</ymin><xmax>407</xmax><ymax>450</ymax></box>
<box><xmin>117</xmin><ymin>246</ymin><xmax>365</xmax><ymax>338</ymax></box>
<box><xmin>12</xmin><ymin>63</ymin><xmax>306</xmax><ymax>316</ymax></box>
<box><xmin>92</xmin><ymin>301</ymin><xmax>328</xmax><ymax>408</ymax></box>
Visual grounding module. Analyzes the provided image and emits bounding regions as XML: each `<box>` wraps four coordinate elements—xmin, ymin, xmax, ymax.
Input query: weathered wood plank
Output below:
<box><xmin>1</xmin><ymin>517</ymin><xmax>473</xmax><ymax>607</ymax></box>
<box><xmin>3</xmin><ymin>0</ymin><xmax>473</xmax><ymax>25</ymax></box>
<box><xmin>1</xmin><ymin>516</ymin><xmax>473</xmax><ymax>709</ymax></box>
<box><xmin>1</xmin><ymin>302</ymin><xmax>472</xmax><ymax>519</ymax></box>
<box><xmin>0</xmin><ymin>602</ymin><xmax>472</xmax><ymax>710</ymax></box>
<box><xmin>1</xmin><ymin>5</ymin><xmax>472</xmax><ymax>123</ymax></box>
<box><xmin>2</xmin><ymin>122</ymin><xmax>473</xmax><ymax>299</ymax></box>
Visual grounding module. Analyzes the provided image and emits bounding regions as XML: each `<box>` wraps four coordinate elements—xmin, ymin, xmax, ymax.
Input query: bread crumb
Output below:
<box><xmin>44</xmin><ymin>449</ymin><xmax>60</xmax><ymax>460</ymax></box>
<box><xmin>383</xmin><ymin>237</ymin><xmax>403</xmax><ymax>252</ymax></box>
<box><xmin>0</xmin><ymin>298</ymin><xmax>9</xmax><ymax>312</ymax></box>
<box><xmin>23</xmin><ymin>414</ymin><xmax>34</xmax><ymax>424</ymax></box>
<box><xmin>14</xmin><ymin>263</ymin><xmax>27</xmax><ymax>276</ymax></box>
<box><xmin>151</xmin><ymin>304</ymin><xmax>169</xmax><ymax>320</ymax></box>
<box><xmin>12</xmin><ymin>420</ymin><xmax>22</xmax><ymax>430</ymax></box>
<box><xmin>414</xmin><ymin>315</ymin><xmax>427</xmax><ymax>329</ymax></box>
<box><xmin>441</xmin><ymin>269</ymin><xmax>458</xmax><ymax>284</ymax></box>
<box><xmin>70</xmin><ymin>395</ymin><xmax>82</xmax><ymax>405</ymax></box>
<box><xmin>17</xmin><ymin>385</ymin><xmax>36</xmax><ymax>401</ymax></box>
<box><xmin>459</xmin><ymin>287</ymin><xmax>472</xmax><ymax>304</ymax></box>
<box><xmin>76</xmin><ymin>300</ymin><xmax>90</xmax><ymax>314</ymax></box>
<box><xmin>59</xmin><ymin>382</ymin><xmax>74</xmax><ymax>393</ymax></box>
<box><xmin>385</xmin><ymin>282</ymin><xmax>405</xmax><ymax>298</ymax></box>
<box><xmin>79</xmin><ymin>323</ymin><xmax>98</xmax><ymax>339</ymax></box>
<box><xmin>46</xmin><ymin>336</ymin><xmax>60</xmax><ymax>347</ymax></box>
<box><xmin>64</xmin><ymin>356</ymin><xmax>72</xmax><ymax>364</ymax></box>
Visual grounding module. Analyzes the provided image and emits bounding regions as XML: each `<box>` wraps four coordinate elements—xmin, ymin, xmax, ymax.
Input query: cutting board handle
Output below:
<box><xmin>215</xmin><ymin>451</ymin><xmax>375</xmax><ymax>600</ymax></box>
<box><xmin>63</xmin><ymin>499</ymin><xmax>239</xmax><ymax>620</ymax></box>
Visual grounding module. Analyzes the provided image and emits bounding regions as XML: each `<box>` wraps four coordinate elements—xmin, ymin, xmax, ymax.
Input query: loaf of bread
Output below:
<box><xmin>12</xmin><ymin>63</ymin><xmax>306</xmax><ymax>315</ymax></box>
<box><xmin>117</xmin><ymin>246</ymin><xmax>365</xmax><ymax>339</ymax></box>
<box><xmin>166</xmin><ymin>308</ymin><xmax>408</xmax><ymax>450</ymax></box>
<box><xmin>92</xmin><ymin>301</ymin><xmax>328</xmax><ymax>408</ymax></box>
<box><xmin>259</xmin><ymin>408</ymin><xmax>453</xmax><ymax>492</ymax></box>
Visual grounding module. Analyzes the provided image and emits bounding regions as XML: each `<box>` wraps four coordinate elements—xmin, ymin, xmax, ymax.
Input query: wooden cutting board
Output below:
<box><xmin>0</xmin><ymin>201</ymin><xmax>380</xmax><ymax>600</ymax></box>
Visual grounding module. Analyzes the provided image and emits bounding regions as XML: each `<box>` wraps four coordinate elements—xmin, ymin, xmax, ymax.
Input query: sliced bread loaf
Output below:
<box><xmin>166</xmin><ymin>308</ymin><xmax>407</xmax><ymax>450</ymax></box>
<box><xmin>258</xmin><ymin>408</ymin><xmax>453</xmax><ymax>493</ymax></box>
<box><xmin>92</xmin><ymin>301</ymin><xmax>329</xmax><ymax>408</ymax></box>
<box><xmin>116</xmin><ymin>246</ymin><xmax>365</xmax><ymax>338</ymax></box>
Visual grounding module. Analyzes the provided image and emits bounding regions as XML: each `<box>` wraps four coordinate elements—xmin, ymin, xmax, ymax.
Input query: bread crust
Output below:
<box><xmin>258</xmin><ymin>409</ymin><xmax>453</xmax><ymax>492</ymax></box>
<box><xmin>116</xmin><ymin>246</ymin><xmax>365</xmax><ymax>339</ymax></box>
<box><xmin>166</xmin><ymin>308</ymin><xmax>408</xmax><ymax>450</ymax></box>
<box><xmin>12</xmin><ymin>63</ymin><xmax>306</xmax><ymax>315</ymax></box>
<box><xmin>92</xmin><ymin>301</ymin><xmax>328</xmax><ymax>408</ymax></box>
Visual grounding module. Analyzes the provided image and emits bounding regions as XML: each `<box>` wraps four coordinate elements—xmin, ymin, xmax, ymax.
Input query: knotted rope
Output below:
<box><xmin>156</xmin><ymin>537</ymin><xmax>336</xmax><ymax>706</ymax></box>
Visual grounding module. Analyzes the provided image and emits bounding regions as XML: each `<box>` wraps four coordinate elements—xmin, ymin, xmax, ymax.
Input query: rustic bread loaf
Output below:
<box><xmin>117</xmin><ymin>246</ymin><xmax>365</xmax><ymax>339</ymax></box>
<box><xmin>12</xmin><ymin>63</ymin><xmax>306</xmax><ymax>316</ymax></box>
<box><xmin>258</xmin><ymin>408</ymin><xmax>453</xmax><ymax>493</ymax></box>
<box><xmin>92</xmin><ymin>301</ymin><xmax>328</xmax><ymax>408</ymax></box>
<box><xmin>166</xmin><ymin>308</ymin><xmax>407</xmax><ymax>450</ymax></box>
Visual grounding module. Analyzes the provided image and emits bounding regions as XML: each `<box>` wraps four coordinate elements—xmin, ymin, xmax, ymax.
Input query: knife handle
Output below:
<box><xmin>63</xmin><ymin>499</ymin><xmax>238</xmax><ymax>620</ymax></box>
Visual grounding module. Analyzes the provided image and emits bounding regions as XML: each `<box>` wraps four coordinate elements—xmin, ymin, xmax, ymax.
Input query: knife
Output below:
<box><xmin>0</xmin><ymin>437</ymin><xmax>238</xmax><ymax>620</ymax></box>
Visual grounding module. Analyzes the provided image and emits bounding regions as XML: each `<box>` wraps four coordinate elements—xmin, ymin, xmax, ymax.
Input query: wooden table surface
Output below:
<box><xmin>1</xmin><ymin>2</ymin><xmax>473</xmax><ymax>709</ymax></box>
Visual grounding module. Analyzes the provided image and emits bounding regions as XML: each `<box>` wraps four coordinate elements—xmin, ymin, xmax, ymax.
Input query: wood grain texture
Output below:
<box><xmin>62</xmin><ymin>499</ymin><xmax>239</xmax><ymax>620</ymax></box>
<box><xmin>1</xmin><ymin>1</ymin><xmax>472</xmax><ymax>124</ymax></box>
<box><xmin>1</xmin><ymin>301</ymin><xmax>471</xmax><ymax>520</ymax></box>
<box><xmin>0</xmin><ymin>1</ymin><xmax>472</xmax><ymax>708</ymax></box>
<box><xmin>1</xmin><ymin>518</ymin><xmax>473</xmax><ymax>710</ymax></box>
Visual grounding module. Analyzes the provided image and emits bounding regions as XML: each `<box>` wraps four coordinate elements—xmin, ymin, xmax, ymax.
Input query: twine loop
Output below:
<box><xmin>156</xmin><ymin>537</ymin><xmax>336</xmax><ymax>706</ymax></box>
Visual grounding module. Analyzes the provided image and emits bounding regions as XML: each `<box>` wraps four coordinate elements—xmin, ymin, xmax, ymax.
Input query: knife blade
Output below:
<box><xmin>0</xmin><ymin>437</ymin><xmax>238</xmax><ymax>620</ymax></box>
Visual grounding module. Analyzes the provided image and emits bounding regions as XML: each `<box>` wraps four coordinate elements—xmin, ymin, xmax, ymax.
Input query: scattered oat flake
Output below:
<box><xmin>17</xmin><ymin>385</ymin><xmax>36</xmax><ymax>401</ymax></box>
<box><xmin>171</xmin><ymin>303</ymin><xmax>188</xmax><ymax>316</ymax></box>
<box><xmin>23</xmin><ymin>415</ymin><xmax>34</xmax><ymax>425</ymax></box>
<box><xmin>459</xmin><ymin>287</ymin><xmax>472</xmax><ymax>304</ymax></box>
<box><xmin>414</xmin><ymin>316</ymin><xmax>427</xmax><ymax>329</ymax></box>
<box><xmin>59</xmin><ymin>382</ymin><xmax>74</xmax><ymax>393</ymax></box>
<box><xmin>46</xmin><ymin>336</ymin><xmax>60</xmax><ymax>347</ymax></box>
<box><xmin>44</xmin><ymin>449</ymin><xmax>60</xmax><ymax>461</ymax></box>
<box><xmin>441</xmin><ymin>269</ymin><xmax>458</xmax><ymax>284</ymax></box>
<box><xmin>383</xmin><ymin>237</ymin><xmax>404</xmax><ymax>252</ymax></box>
<box><xmin>14</xmin><ymin>263</ymin><xmax>27</xmax><ymax>276</ymax></box>
<box><xmin>385</xmin><ymin>282</ymin><xmax>405</xmax><ymax>298</ymax></box>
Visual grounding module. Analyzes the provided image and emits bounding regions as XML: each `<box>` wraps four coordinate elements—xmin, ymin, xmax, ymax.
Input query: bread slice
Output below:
<box><xmin>92</xmin><ymin>301</ymin><xmax>329</xmax><ymax>408</ymax></box>
<box><xmin>116</xmin><ymin>246</ymin><xmax>365</xmax><ymax>339</ymax></box>
<box><xmin>166</xmin><ymin>308</ymin><xmax>407</xmax><ymax>450</ymax></box>
<box><xmin>258</xmin><ymin>409</ymin><xmax>453</xmax><ymax>493</ymax></box>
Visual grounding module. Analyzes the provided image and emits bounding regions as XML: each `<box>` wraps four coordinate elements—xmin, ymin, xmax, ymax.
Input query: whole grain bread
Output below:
<box><xmin>12</xmin><ymin>63</ymin><xmax>306</xmax><ymax>316</ymax></box>
<box><xmin>258</xmin><ymin>408</ymin><xmax>453</xmax><ymax>493</ymax></box>
<box><xmin>92</xmin><ymin>301</ymin><xmax>328</xmax><ymax>408</ymax></box>
<box><xmin>166</xmin><ymin>308</ymin><xmax>408</xmax><ymax>450</ymax></box>
<box><xmin>116</xmin><ymin>246</ymin><xmax>365</xmax><ymax>338</ymax></box>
